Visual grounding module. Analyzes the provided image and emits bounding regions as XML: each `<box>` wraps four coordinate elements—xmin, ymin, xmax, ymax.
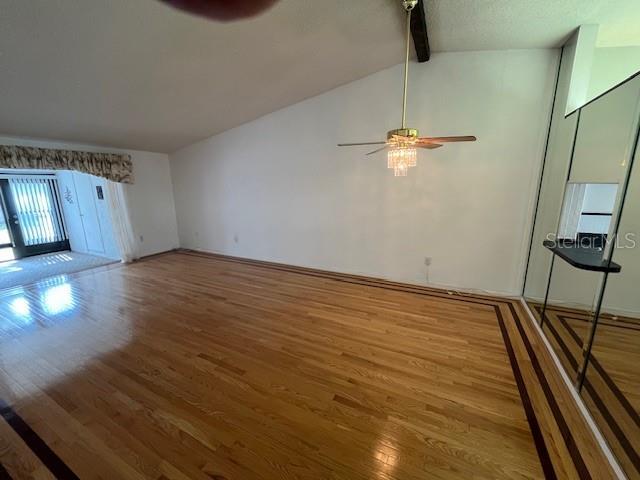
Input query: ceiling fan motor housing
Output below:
<box><xmin>402</xmin><ymin>0</ymin><xmax>418</xmax><ymax>12</ymax></box>
<box><xmin>387</xmin><ymin>128</ymin><xmax>419</xmax><ymax>140</ymax></box>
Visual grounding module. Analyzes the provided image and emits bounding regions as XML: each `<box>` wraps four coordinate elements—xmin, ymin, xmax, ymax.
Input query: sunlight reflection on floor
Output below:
<box><xmin>0</xmin><ymin>272</ymin><xmax>132</xmax><ymax>403</ymax></box>
<box><xmin>0</xmin><ymin>251</ymin><xmax>116</xmax><ymax>291</ymax></box>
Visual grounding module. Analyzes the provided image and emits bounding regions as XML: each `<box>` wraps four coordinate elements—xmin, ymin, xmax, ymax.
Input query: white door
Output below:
<box><xmin>90</xmin><ymin>176</ymin><xmax>120</xmax><ymax>260</ymax></box>
<box><xmin>56</xmin><ymin>171</ymin><xmax>88</xmax><ymax>253</ymax></box>
<box><xmin>73</xmin><ymin>173</ymin><xmax>106</xmax><ymax>255</ymax></box>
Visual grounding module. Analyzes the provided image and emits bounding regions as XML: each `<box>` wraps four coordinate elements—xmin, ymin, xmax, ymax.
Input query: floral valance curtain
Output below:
<box><xmin>0</xmin><ymin>145</ymin><xmax>134</xmax><ymax>183</ymax></box>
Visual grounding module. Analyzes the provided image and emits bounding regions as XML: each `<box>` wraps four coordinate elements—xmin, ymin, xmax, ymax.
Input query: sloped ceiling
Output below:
<box><xmin>0</xmin><ymin>0</ymin><xmax>638</xmax><ymax>153</ymax></box>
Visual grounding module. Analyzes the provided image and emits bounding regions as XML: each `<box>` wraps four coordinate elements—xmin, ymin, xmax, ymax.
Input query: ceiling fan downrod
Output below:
<box><xmin>401</xmin><ymin>0</ymin><xmax>417</xmax><ymax>130</ymax></box>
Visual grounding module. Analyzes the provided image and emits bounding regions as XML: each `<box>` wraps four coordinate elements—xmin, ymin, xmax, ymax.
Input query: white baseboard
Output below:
<box><xmin>524</xmin><ymin>295</ymin><xmax>640</xmax><ymax>320</ymax></box>
<box><xmin>183</xmin><ymin>247</ymin><xmax>519</xmax><ymax>298</ymax></box>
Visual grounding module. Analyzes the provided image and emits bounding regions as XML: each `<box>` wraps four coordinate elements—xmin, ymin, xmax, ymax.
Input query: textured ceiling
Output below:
<box><xmin>428</xmin><ymin>0</ymin><xmax>640</xmax><ymax>51</ymax></box>
<box><xmin>0</xmin><ymin>0</ymin><xmax>639</xmax><ymax>153</ymax></box>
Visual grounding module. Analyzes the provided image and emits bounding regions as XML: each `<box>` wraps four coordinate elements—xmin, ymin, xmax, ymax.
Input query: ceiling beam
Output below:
<box><xmin>410</xmin><ymin>0</ymin><xmax>430</xmax><ymax>62</ymax></box>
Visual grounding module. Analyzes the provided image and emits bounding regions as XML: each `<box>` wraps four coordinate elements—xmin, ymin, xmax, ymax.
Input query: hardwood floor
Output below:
<box><xmin>532</xmin><ymin>304</ymin><xmax>640</xmax><ymax>479</ymax></box>
<box><xmin>0</xmin><ymin>251</ymin><xmax>617</xmax><ymax>479</ymax></box>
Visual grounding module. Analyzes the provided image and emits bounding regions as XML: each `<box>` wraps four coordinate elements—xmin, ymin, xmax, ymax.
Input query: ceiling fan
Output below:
<box><xmin>337</xmin><ymin>0</ymin><xmax>476</xmax><ymax>176</ymax></box>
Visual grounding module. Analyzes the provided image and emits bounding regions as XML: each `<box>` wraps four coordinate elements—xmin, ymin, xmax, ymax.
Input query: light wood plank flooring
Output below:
<box><xmin>0</xmin><ymin>251</ymin><xmax>618</xmax><ymax>479</ymax></box>
<box><xmin>532</xmin><ymin>304</ymin><xmax>640</xmax><ymax>479</ymax></box>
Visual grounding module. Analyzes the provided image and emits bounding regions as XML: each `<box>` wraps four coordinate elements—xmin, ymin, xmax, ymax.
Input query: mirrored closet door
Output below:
<box><xmin>524</xmin><ymin>66</ymin><xmax>640</xmax><ymax>478</ymax></box>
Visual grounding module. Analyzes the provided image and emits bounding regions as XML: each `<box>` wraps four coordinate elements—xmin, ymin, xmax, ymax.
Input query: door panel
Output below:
<box><xmin>0</xmin><ymin>196</ymin><xmax>11</xmax><ymax>247</ymax></box>
<box><xmin>56</xmin><ymin>171</ymin><xmax>89</xmax><ymax>253</ymax></box>
<box><xmin>90</xmin><ymin>177</ymin><xmax>119</xmax><ymax>259</ymax></box>
<box><xmin>72</xmin><ymin>173</ymin><xmax>105</xmax><ymax>255</ymax></box>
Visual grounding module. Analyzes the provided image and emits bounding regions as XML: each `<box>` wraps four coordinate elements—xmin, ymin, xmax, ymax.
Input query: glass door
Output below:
<box><xmin>0</xmin><ymin>176</ymin><xmax>70</xmax><ymax>259</ymax></box>
<box><xmin>0</xmin><ymin>192</ymin><xmax>12</xmax><ymax>249</ymax></box>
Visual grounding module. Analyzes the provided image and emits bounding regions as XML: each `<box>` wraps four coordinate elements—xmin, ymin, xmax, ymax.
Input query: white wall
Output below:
<box><xmin>170</xmin><ymin>49</ymin><xmax>558</xmax><ymax>295</ymax></box>
<box><xmin>122</xmin><ymin>150</ymin><xmax>180</xmax><ymax>257</ymax></box>
<box><xmin>0</xmin><ymin>136</ymin><xmax>179</xmax><ymax>257</ymax></box>
<box><xmin>588</xmin><ymin>46</ymin><xmax>640</xmax><ymax>101</ymax></box>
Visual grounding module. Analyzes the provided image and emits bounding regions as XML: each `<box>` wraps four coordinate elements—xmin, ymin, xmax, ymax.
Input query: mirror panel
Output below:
<box><xmin>581</xmin><ymin>106</ymin><xmax>640</xmax><ymax>478</ymax></box>
<box><xmin>524</xmin><ymin>66</ymin><xmax>640</xmax><ymax>479</ymax></box>
<box><xmin>541</xmin><ymin>262</ymin><xmax>602</xmax><ymax>378</ymax></box>
<box><xmin>558</xmin><ymin>183</ymin><xmax>618</xmax><ymax>247</ymax></box>
<box><xmin>524</xmin><ymin>46</ymin><xmax>580</xmax><ymax>311</ymax></box>
<box><xmin>538</xmin><ymin>182</ymin><xmax>618</xmax><ymax>378</ymax></box>
<box><xmin>570</xmin><ymin>76</ymin><xmax>640</xmax><ymax>185</ymax></box>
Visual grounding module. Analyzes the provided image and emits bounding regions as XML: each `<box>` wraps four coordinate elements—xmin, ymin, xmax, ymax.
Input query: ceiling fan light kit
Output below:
<box><xmin>338</xmin><ymin>0</ymin><xmax>476</xmax><ymax>176</ymax></box>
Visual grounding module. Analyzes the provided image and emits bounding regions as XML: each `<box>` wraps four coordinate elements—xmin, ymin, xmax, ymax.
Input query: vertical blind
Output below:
<box><xmin>0</xmin><ymin>208</ymin><xmax>9</xmax><ymax>245</ymax></box>
<box><xmin>9</xmin><ymin>177</ymin><xmax>67</xmax><ymax>246</ymax></box>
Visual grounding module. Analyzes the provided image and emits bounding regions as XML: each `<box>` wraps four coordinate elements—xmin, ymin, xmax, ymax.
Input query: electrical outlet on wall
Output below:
<box><xmin>424</xmin><ymin>257</ymin><xmax>432</xmax><ymax>284</ymax></box>
<box><xmin>233</xmin><ymin>234</ymin><xmax>239</xmax><ymax>243</ymax></box>
<box><xmin>139</xmin><ymin>235</ymin><xmax>144</xmax><ymax>243</ymax></box>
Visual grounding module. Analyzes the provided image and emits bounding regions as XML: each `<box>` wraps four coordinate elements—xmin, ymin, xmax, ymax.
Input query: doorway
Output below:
<box><xmin>0</xmin><ymin>174</ymin><xmax>70</xmax><ymax>260</ymax></box>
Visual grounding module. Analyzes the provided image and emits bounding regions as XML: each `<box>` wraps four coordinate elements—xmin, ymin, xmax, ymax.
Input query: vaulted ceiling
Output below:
<box><xmin>1</xmin><ymin>0</ymin><xmax>638</xmax><ymax>153</ymax></box>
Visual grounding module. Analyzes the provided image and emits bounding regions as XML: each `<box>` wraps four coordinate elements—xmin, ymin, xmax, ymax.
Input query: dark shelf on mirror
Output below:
<box><xmin>543</xmin><ymin>240</ymin><xmax>622</xmax><ymax>273</ymax></box>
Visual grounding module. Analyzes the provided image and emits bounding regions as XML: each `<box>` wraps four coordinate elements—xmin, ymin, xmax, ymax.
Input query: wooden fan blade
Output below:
<box><xmin>366</xmin><ymin>145</ymin><xmax>390</xmax><ymax>156</ymax></box>
<box><xmin>418</xmin><ymin>144</ymin><xmax>443</xmax><ymax>150</ymax></box>
<box><xmin>337</xmin><ymin>141</ymin><xmax>387</xmax><ymax>147</ymax></box>
<box><xmin>417</xmin><ymin>136</ymin><xmax>477</xmax><ymax>143</ymax></box>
